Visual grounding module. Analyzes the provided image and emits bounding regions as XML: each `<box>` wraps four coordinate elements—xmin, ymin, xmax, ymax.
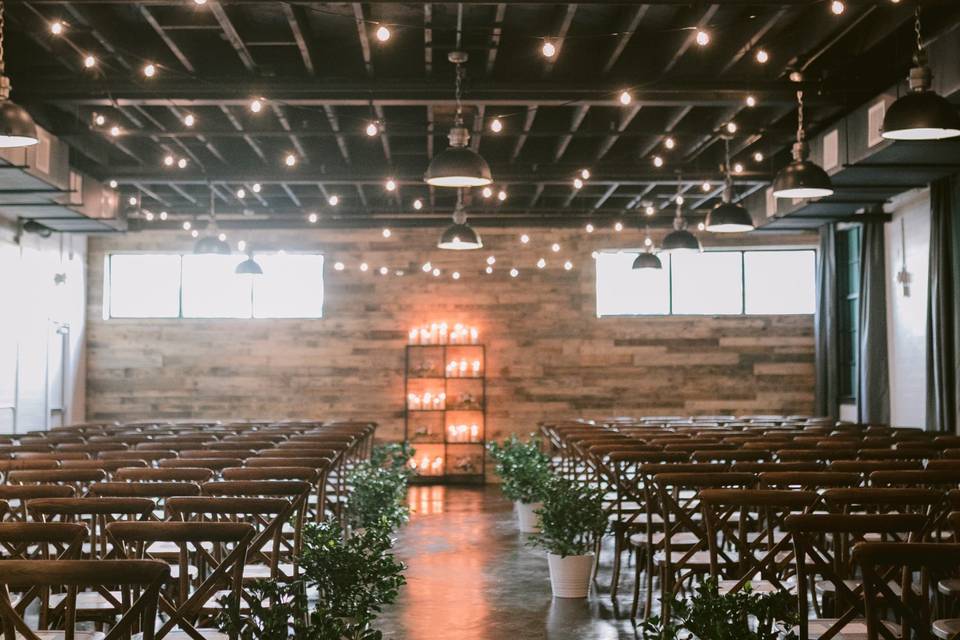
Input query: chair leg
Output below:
<box><xmin>630</xmin><ymin>546</ymin><xmax>643</xmax><ymax>619</ymax></box>
<box><xmin>610</xmin><ymin>525</ymin><xmax>624</xmax><ymax>598</ymax></box>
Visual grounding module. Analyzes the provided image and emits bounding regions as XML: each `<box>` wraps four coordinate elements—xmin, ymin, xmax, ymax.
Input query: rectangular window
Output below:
<box><xmin>596</xmin><ymin>248</ymin><xmax>816</xmax><ymax>318</ymax></box>
<box><xmin>837</xmin><ymin>227</ymin><xmax>862</xmax><ymax>400</ymax></box>
<box><xmin>106</xmin><ymin>252</ymin><xmax>324</xmax><ymax>319</ymax></box>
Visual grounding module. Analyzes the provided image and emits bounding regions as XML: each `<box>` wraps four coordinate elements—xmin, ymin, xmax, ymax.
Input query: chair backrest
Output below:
<box><xmin>107</xmin><ymin>521</ymin><xmax>254</xmax><ymax>640</ymax></box>
<box><xmin>27</xmin><ymin>497</ymin><xmax>156</xmax><ymax>559</ymax></box>
<box><xmin>757</xmin><ymin>471</ymin><xmax>862</xmax><ymax>490</ymax></box>
<box><xmin>0</xmin><ymin>485</ymin><xmax>75</xmax><ymax>521</ymax></box>
<box><xmin>0</xmin><ymin>559</ymin><xmax>168</xmax><ymax>640</ymax></box>
<box><xmin>114</xmin><ymin>467</ymin><xmax>214</xmax><ymax>483</ymax></box>
<box><xmin>7</xmin><ymin>469</ymin><xmax>107</xmax><ymax>494</ymax></box>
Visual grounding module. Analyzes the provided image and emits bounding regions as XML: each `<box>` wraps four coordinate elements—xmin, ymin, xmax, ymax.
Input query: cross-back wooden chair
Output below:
<box><xmin>785</xmin><ymin>513</ymin><xmax>929</xmax><ymax>640</ymax></box>
<box><xmin>108</xmin><ymin>521</ymin><xmax>254</xmax><ymax>640</ymax></box>
<box><xmin>854</xmin><ymin>542</ymin><xmax>960</xmax><ymax>640</ymax></box>
<box><xmin>758</xmin><ymin>471</ymin><xmax>863</xmax><ymax>491</ymax></box>
<box><xmin>0</xmin><ymin>560</ymin><xmax>168</xmax><ymax>640</ymax></box>
<box><xmin>114</xmin><ymin>468</ymin><xmax>215</xmax><ymax>484</ymax></box>
<box><xmin>7</xmin><ymin>469</ymin><xmax>107</xmax><ymax>496</ymax></box>
<box><xmin>158</xmin><ymin>459</ymin><xmax>242</xmax><ymax>476</ymax></box>
<box><xmin>222</xmin><ymin>467</ymin><xmax>326</xmax><ymax>523</ymax></box>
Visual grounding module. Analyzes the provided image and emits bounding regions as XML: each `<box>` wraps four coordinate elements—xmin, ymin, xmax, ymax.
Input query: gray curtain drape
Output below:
<box><xmin>857</xmin><ymin>220</ymin><xmax>890</xmax><ymax>424</ymax></box>
<box><xmin>815</xmin><ymin>223</ymin><xmax>839</xmax><ymax>419</ymax></box>
<box><xmin>926</xmin><ymin>176</ymin><xmax>960</xmax><ymax>433</ymax></box>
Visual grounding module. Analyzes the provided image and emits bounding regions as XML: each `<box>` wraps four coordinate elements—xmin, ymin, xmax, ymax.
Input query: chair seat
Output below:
<box><xmin>147</xmin><ymin>541</ymin><xmax>214</xmax><ymax>556</ymax></box>
<box><xmin>629</xmin><ymin>532</ymin><xmax>701</xmax><ymax>548</ymax></box>
<box><xmin>933</xmin><ymin>618</ymin><xmax>960</xmax><ymax>640</ymax></box>
<box><xmin>49</xmin><ymin>591</ymin><xmax>121</xmax><ymax>612</ymax></box>
<box><xmin>803</xmin><ymin>619</ymin><xmax>899</xmax><ymax>640</ymax></box>
<box><xmin>718</xmin><ymin>579</ymin><xmax>796</xmax><ymax>595</ymax></box>
<box><xmin>938</xmin><ymin>579</ymin><xmax>960</xmax><ymax>597</ymax></box>
<box><xmin>242</xmin><ymin>563</ymin><xmax>296</xmax><ymax>580</ymax></box>
<box><xmin>817</xmin><ymin>579</ymin><xmax>915</xmax><ymax>598</ymax></box>
<box><xmin>653</xmin><ymin>550</ymin><xmax>716</xmax><ymax>569</ymax></box>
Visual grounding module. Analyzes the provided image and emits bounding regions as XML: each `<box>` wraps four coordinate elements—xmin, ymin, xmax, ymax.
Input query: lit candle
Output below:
<box><xmin>439</xmin><ymin>322</ymin><xmax>448</xmax><ymax>344</ymax></box>
<box><xmin>409</xmin><ymin>328</ymin><xmax>419</xmax><ymax>345</ymax></box>
<box><xmin>459</xmin><ymin>359</ymin><xmax>468</xmax><ymax>376</ymax></box>
<box><xmin>470</xmin><ymin>424</ymin><xmax>479</xmax><ymax>440</ymax></box>
<box><xmin>423</xmin><ymin>392</ymin><xmax>432</xmax><ymax>408</ymax></box>
<box><xmin>420</xmin><ymin>328</ymin><xmax>430</xmax><ymax>344</ymax></box>
<box><xmin>437</xmin><ymin>392</ymin><xmax>446</xmax><ymax>409</ymax></box>
<box><xmin>471</xmin><ymin>360</ymin><xmax>481</xmax><ymax>376</ymax></box>
<box><xmin>470</xmin><ymin>327</ymin><xmax>478</xmax><ymax>344</ymax></box>
<box><xmin>429</xmin><ymin>323</ymin><xmax>438</xmax><ymax>344</ymax></box>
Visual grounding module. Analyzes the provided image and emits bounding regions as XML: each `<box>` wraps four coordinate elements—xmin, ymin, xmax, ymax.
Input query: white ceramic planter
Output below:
<box><xmin>547</xmin><ymin>552</ymin><xmax>595</xmax><ymax>598</ymax></box>
<box><xmin>515</xmin><ymin>501</ymin><xmax>542</xmax><ymax>533</ymax></box>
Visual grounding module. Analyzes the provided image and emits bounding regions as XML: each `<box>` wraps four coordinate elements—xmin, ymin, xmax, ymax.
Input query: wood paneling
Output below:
<box><xmin>86</xmin><ymin>227</ymin><xmax>817</xmax><ymax>441</ymax></box>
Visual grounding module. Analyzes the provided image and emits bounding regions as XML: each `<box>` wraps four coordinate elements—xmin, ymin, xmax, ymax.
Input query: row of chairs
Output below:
<box><xmin>0</xmin><ymin>419</ymin><xmax>378</xmax><ymax>640</ymax></box>
<box><xmin>541</xmin><ymin>418</ymin><xmax>960</xmax><ymax>640</ymax></box>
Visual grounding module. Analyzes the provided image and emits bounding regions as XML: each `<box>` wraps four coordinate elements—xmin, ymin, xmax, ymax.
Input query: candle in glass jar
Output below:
<box><xmin>470</xmin><ymin>327</ymin><xmax>478</xmax><ymax>344</ymax></box>
<box><xmin>439</xmin><ymin>322</ymin><xmax>448</xmax><ymax>344</ymax></box>
<box><xmin>459</xmin><ymin>359</ymin><xmax>468</xmax><ymax>376</ymax></box>
<box><xmin>471</xmin><ymin>360</ymin><xmax>481</xmax><ymax>376</ymax></box>
<box><xmin>408</xmin><ymin>328</ymin><xmax>419</xmax><ymax>345</ymax></box>
<box><xmin>470</xmin><ymin>424</ymin><xmax>479</xmax><ymax>440</ymax></box>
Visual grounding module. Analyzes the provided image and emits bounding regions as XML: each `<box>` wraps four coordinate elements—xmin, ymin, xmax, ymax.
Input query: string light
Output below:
<box><xmin>422</xmin><ymin>262</ymin><xmax>432</xmax><ymax>272</ymax></box>
<box><xmin>236</xmin><ymin>240</ymin><xmax>246</xmax><ymax>252</ymax></box>
<box><xmin>432</xmin><ymin>268</ymin><xmax>441</xmax><ymax>277</ymax></box>
<box><xmin>618</xmin><ymin>90</ymin><xmax>632</xmax><ymax>105</ymax></box>
<box><xmin>573</xmin><ymin>177</ymin><xmax>584</xmax><ymax>189</ymax></box>
<box><xmin>584</xmin><ymin>222</ymin><xmax>594</xmax><ymax>232</ymax></box>
<box><xmin>644</xmin><ymin>237</ymin><xmax>653</xmax><ymax>247</ymax></box>
<box><xmin>510</xmin><ymin>268</ymin><xmax>519</xmax><ymax>278</ymax></box>
<box><xmin>725</xmin><ymin>122</ymin><xmax>738</xmax><ymax>134</ymax></box>
<box><xmin>236</xmin><ymin>188</ymin><xmax>246</xmax><ymax>199</ymax></box>
<box><xmin>334</xmin><ymin>262</ymin><xmax>345</xmax><ymax>271</ymax></box>
<box><xmin>385</xmin><ymin>178</ymin><xmax>397</xmax><ymax>191</ymax></box>
<box><xmin>490</xmin><ymin>118</ymin><xmax>503</xmax><ymax>133</ymax></box>
<box><xmin>695</xmin><ymin>30</ymin><xmax>710</xmax><ymax>46</ymax></box>
<box><xmin>564</xmin><ymin>261</ymin><xmax>573</xmax><ymax>271</ymax></box>
<box><xmin>308</xmin><ymin>212</ymin><xmax>318</xmax><ymax>223</ymax></box>
<box><xmin>653</xmin><ymin>156</ymin><xmax>664</xmax><ymax>168</ymax></box>
<box><xmin>360</xmin><ymin>263</ymin><xmax>369</xmax><ymax>272</ymax></box>
<box><xmin>541</xmin><ymin>41</ymin><xmax>556</xmax><ymax>58</ymax></box>
<box><xmin>49</xmin><ymin>20</ymin><xmax>65</xmax><ymax>35</ymax></box>
<box><xmin>194</xmin><ymin>0</ymin><xmax>208</xmax><ymax>5</ymax></box>
<box><xmin>128</xmin><ymin>196</ymin><xmax>138</xmax><ymax>206</ymax></box>
<box><xmin>482</xmin><ymin>187</ymin><xmax>493</xmax><ymax>198</ymax></box>
<box><xmin>365</xmin><ymin>121</ymin><xmax>379</xmax><ymax>137</ymax></box>
<box><xmin>413</xmin><ymin>198</ymin><xmax>423</xmax><ymax>210</ymax></box>
<box><xmin>218</xmin><ymin>232</ymin><xmax>227</xmax><ymax>242</ymax></box>
<box><xmin>755</xmin><ymin>49</ymin><xmax>769</xmax><ymax>64</ymax></box>
<box><xmin>614</xmin><ymin>221</ymin><xmax>624</xmax><ymax>232</ymax></box>
<box><xmin>551</xmin><ymin>243</ymin><xmax>560</xmax><ymax>252</ymax></box>
<box><xmin>452</xmin><ymin>271</ymin><xmax>461</xmax><ymax>280</ymax></box>
<box><xmin>375</xmin><ymin>25</ymin><xmax>391</xmax><ymax>42</ymax></box>
<box><xmin>94</xmin><ymin>114</ymin><xmax>106</xmax><ymax>126</ymax></box>
<box><xmin>109</xmin><ymin>180</ymin><xmax>118</xmax><ymax>189</ymax></box>
<box><xmin>249</xmin><ymin>98</ymin><xmax>264</xmax><ymax>113</ymax></box>
<box><xmin>284</xmin><ymin>153</ymin><xmax>297</xmax><ymax>167</ymax></box>
<box><xmin>382</xmin><ymin>228</ymin><xmax>392</xmax><ymax>238</ymax></box>
<box><xmin>183</xmin><ymin>114</ymin><xmax>196</xmax><ymax>127</ymax></box>
<box><xmin>676</xmin><ymin>195</ymin><xmax>685</xmax><ymax>205</ymax></box>
<box><xmin>580</xmin><ymin>168</ymin><xmax>591</xmax><ymax>180</ymax></box>
<box><xmin>701</xmin><ymin>181</ymin><xmax>712</xmax><ymax>192</ymax></box>
<box><xmin>753</xmin><ymin>151</ymin><xmax>764</xmax><ymax>162</ymax></box>
<box><xmin>83</xmin><ymin>55</ymin><xmax>96</xmax><ymax>69</ymax></box>
<box><xmin>328</xmin><ymin>194</ymin><xmax>339</xmax><ymax>206</ymax></box>
<box><xmin>159</xmin><ymin>211</ymin><xmax>168</xmax><ymax>221</ymax></box>
<box><xmin>486</xmin><ymin>256</ymin><xmax>496</xmax><ymax>265</ymax></box>
<box><xmin>109</xmin><ymin>126</ymin><xmax>121</xmax><ymax>137</ymax></box>
<box><xmin>144</xmin><ymin>211</ymin><xmax>154</xmax><ymax>221</ymax></box>
<box><xmin>520</xmin><ymin>234</ymin><xmax>530</xmax><ymax>244</ymax></box>
<box><xmin>537</xmin><ymin>258</ymin><xmax>546</xmax><ymax>269</ymax></box>
<box><xmin>733</xmin><ymin>162</ymin><xmax>744</xmax><ymax>174</ymax></box>
<box><xmin>177</xmin><ymin>158</ymin><xmax>188</xmax><ymax>169</ymax></box>
<box><xmin>252</xmin><ymin>183</ymin><xmax>262</xmax><ymax>193</ymax></box>
<box><xmin>182</xmin><ymin>221</ymin><xmax>192</xmax><ymax>231</ymax></box>
<box><xmin>745</xmin><ymin>95</ymin><xmax>757</xmax><ymax>108</ymax></box>
<box><xmin>664</xmin><ymin>137</ymin><xmax>676</xmax><ymax>150</ymax></box>
<box><xmin>191</xmin><ymin>229</ymin><xmax>199</xmax><ymax>238</ymax></box>
<box><xmin>379</xmin><ymin>266</ymin><xmax>389</xmax><ymax>275</ymax></box>
<box><xmin>645</xmin><ymin>205</ymin><xmax>655</xmax><ymax>216</ymax></box>
<box><xmin>142</xmin><ymin>63</ymin><xmax>157</xmax><ymax>78</ymax></box>
<box><xmin>497</xmin><ymin>190</ymin><xmax>507</xmax><ymax>201</ymax></box>
<box><xmin>698</xmin><ymin>222</ymin><xmax>706</xmax><ymax>231</ymax></box>
<box><xmin>485</xmin><ymin>266</ymin><xmax>493</xmax><ymax>274</ymax></box>
<box><xmin>831</xmin><ymin>1</ymin><xmax>845</xmax><ymax>15</ymax></box>
<box><xmin>163</xmin><ymin>154</ymin><xmax>174</xmax><ymax>167</ymax></box>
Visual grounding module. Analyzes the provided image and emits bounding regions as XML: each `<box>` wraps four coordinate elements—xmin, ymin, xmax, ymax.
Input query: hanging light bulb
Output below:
<box><xmin>109</xmin><ymin>125</ymin><xmax>121</xmax><ymax>137</ymax></box>
<box><xmin>365</xmin><ymin>121</ymin><xmax>380</xmax><ymax>137</ymax></box>
<box><xmin>662</xmin><ymin>182</ymin><xmax>702</xmax><ymax>253</ymax></box>
<box><xmin>573</xmin><ymin>177</ymin><xmax>584</xmax><ymax>189</ymax></box>
<box><xmin>236</xmin><ymin>188</ymin><xmax>246</xmax><ymax>199</ymax></box>
<box><xmin>182</xmin><ymin>221</ymin><xmax>192</xmax><ymax>231</ymax></box>
<box><xmin>584</xmin><ymin>222</ymin><xmax>594</xmax><ymax>233</ymax></box>
<box><xmin>618</xmin><ymin>90</ymin><xmax>632</xmax><ymax>106</ymax></box>
<box><xmin>177</xmin><ymin>158</ymin><xmax>188</xmax><ymax>169</ymax></box>
<box><xmin>308</xmin><ymin>213</ymin><xmax>318</xmax><ymax>223</ymax></box>
<box><xmin>385</xmin><ymin>178</ymin><xmax>397</xmax><ymax>191</ymax></box>
<box><xmin>249</xmin><ymin>98</ymin><xmax>264</xmax><ymax>113</ymax></box>
<box><xmin>753</xmin><ymin>151</ymin><xmax>764</xmax><ymax>163</ymax></box>
<box><xmin>564</xmin><ymin>261</ymin><xmax>573</xmax><ymax>271</ymax></box>
<box><xmin>422</xmin><ymin>262</ymin><xmax>432</xmax><ymax>272</ymax></box>
<box><xmin>183</xmin><ymin>113</ymin><xmax>196</xmax><ymax>127</ymax></box>
<box><xmin>482</xmin><ymin>186</ymin><xmax>493</xmax><ymax>198</ymax></box>
<box><xmin>432</xmin><ymin>267</ymin><xmax>441</xmax><ymax>277</ymax></box>
<box><xmin>83</xmin><ymin>54</ymin><xmax>97</xmax><ymax>69</ymax></box>
<box><xmin>485</xmin><ymin>266</ymin><xmax>494</xmax><ymax>274</ymax></box>
<box><xmin>497</xmin><ymin>190</ymin><xmax>507</xmax><ymax>201</ymax></box>
<box><xmin>143</xmin><ymin>63</ymin><xmax>157</xmax><ymax>78</ymax></box>
<box><xmin>144</xmin><ymin>211</ymin><xmax>154</xmax><ymax>221</ymax></box>
<box><xmin>49</xmin><ymin>20</ymin><xmax>65</xmax><ymax>35</ymax></box>
<box><xmin>382</xmin><ymin>228</ymin><xmax>392</xmax><ymax>238</ymax></box>
<box><xmin>94</xmin><ymin>113</ymin><xmax>106</xmax><ymax>126</ymax></box>
<box><xmin>882</xmin><ymin>6</ymin><xmax>960</xmax><ymax>140</ymax></box>
<box><xmin>163</xmin><ymin>154</ymin><xmax>174</xmax><ymax>167</ymax></box>
<box><xmin>664</xmin><ymin>137</ymin><xmax>676</xmax><ymax>150</ymax></box>
<box><xmin>510</xmin><ymin>268</ymin><xmax>519</xmax><ymax>278</ymax></box>
<box><xmin>830</xmin><ymin>1</ymin><xmax>845</xmax><ymax>15</ymax></box>
<box><xmin>486</xmin><ymin>256</ymin><xmax>496</xmax><ymax>265</ymax></box>
<box><xmin>284</xmin><ymin>153</ymin><xmax>297</xmax><ymax>167</ymax></box>
<box><xmin>653</xmin><ymin>156</ymin><xmax>664</xmax><ymax>168</ymax></box>
<box><xmin>360</xmin><ymin>263</ymin><xmax>369</xmax><ymax>272</ymax></box>
<box><xmin>541</xmin><ymin>41</ymin><xmax>556</xmax><ymax>58</ymax></box>
<box><xmin>614</xmin><ymin>221</ymin><xmax>624</xmax><ymax>232</ymax></box>
<box><xmin>0</xmin><ymin>2</ymin><xmax>39</xmax><ymax>149</ymax></box>
<box><xmin>745</xmin><ymin>95</ymin><xmax>757</xmax><ymax>108</ymax></box>
<box><xmin>580</xmin><ymin>168</ymin><xmax>591</xmax><ymax>180</ymax></box>
<box><xmin>701</xmin><ymin>181</ymin><xmax>712</xmax><ymax>192</ymax></box>
<box><xmin>520</xmin><ymin>234</ymin><xmax>530</xmax><ymax>244</ymax></box>
<box><xmin>159</xmin><ymin>211</ymin><xmax>168</xmax><ymax>221</ymax></box>
<box><xmin>725</xmin><ymin>122</ymin><xmax>738</xmax><ymax>135</ymax></box>
<box><xmin>375</xmin><ymin>25</ymin><xmax>391</xmax><ymax>42</ymax></box>
<box><xmin>438</xmin><ymin>196</ymin><xmax>482</xmax><ymax>250</ymax></box>
<box><xmin>645</xmin><ymin>205</ymin><xmax>655</xmax><ymax>216</ymax></box>
<box><xmin>490</xmin><ymin>118</ymin><xmax>503</xmax><ymax>133</ymax></box>
<box><xmin>327</xmin><ymin>194</ymin><xmax>339</xmax><ymax>206</ymax></box>
<box><xmin>334</xmin><ymin>262</ymin><xmax>345</xmax><ymax>271</ymax></box>
<box><xmin>755</xmin><ymin>49</ymin><xmax>769</xmax><ymax>64</ymax></box>
<box><xmin>551</xmin><ymin>243</ymin><xmax>560</xmax><ymax>253</ymax></box>
<box><xmin>452</xmin><ymin>272</ymin><xmax>461</xmax><ymax>280</ymax></box>
<box><xmin>252</xmin><ymin>183</ymin><xmax>262</xmax><ymax>193</ymax></box>
<box><xmin>425</xmin><ymin>51</ymin><xmax>493</xmax><ymax>188</ymax></box>
<box><xmin>413</xmin><ymin>198</ymin><xmax>423</xmax><ymax>210</ymax></box>
<box><xmin>705</xmin><ymin>138</ymin><xmax>755</xmax><ymax>233</ymax></box>
<box><xmin>695</xmin><ymin>30</ymin><xmax>710</xmax><ymax>46</ymax></box>
<box><xmin>773</xmin><ymin>89</ymin><xmax>834</xmax><ymax>199</ymax></box>
<box><xmin>536</xmin><ymin>258</ymin><xmax>546</xmax><ymax>269</ymax></box>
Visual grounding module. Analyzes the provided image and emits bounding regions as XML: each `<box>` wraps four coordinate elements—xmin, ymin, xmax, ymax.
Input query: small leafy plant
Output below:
<box><xmin>370</xmin><ymin>442</ymin><xmax>416</xmax><ymax>478</ymax></box>
<box><xmin>300</xmin><ymin>519</ymin><xmax>407</xmax><ymax>640</ymax></box>
<box><xmin>487</xmin><ymin>435</ymin><xmax>552</xmax><ymax>504</ymax></box>
<box><xmin>215</xmin><ymin>579</ymin><xmax>311</xmax><ymax>640</ymax></box>
<box><xmin>531</xmin><ymin>478</ymin><xmax>607</xmax><ymax>557</ymax></box>
<box><xmin>641</xmin><ymin>577</ymin><xmax>799</xmax><ymax>640</ymax></box>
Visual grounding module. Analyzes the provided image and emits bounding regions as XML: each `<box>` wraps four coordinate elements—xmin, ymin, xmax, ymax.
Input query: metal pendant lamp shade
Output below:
<box><xmin>235</xmin><ymin>256</ymin><xmax>263</xmax><ymax>275</ymax></box>
<box><xmin>632</xmin><ymin>252</ymin><xmax>662</xmax><ymax>270</ymax></box>
<box><xmin>773</xmin><ymin>90</ymin><xmax>833</xmax><ymax>200</ymax></box>
<box><xmin>424</xmin><ymin>51</ymin><xmax>493</xmax><ymax>189</ymax></box>
<box><xmin>662</xmin><ymin>228</ymin><xmax>702</xmax><ymax>253</ymax></box>
<box><xmin>706</xmin><ymin>140</ymin><xmax>755</xmax><ymax>233</ymax></box>
<box><xmin>438</xmin><ymin>201</ymin><xmax>482</xmax><ymax>250</ymax></box>
<box><xmin>194</xmin><ymin>235</ymin><xmax>231</xmax><ymax>255</ymax></box>
<box><xmin>882</xmin><ymin>66</ymin><xmax>960</xmax><ymax>140</ymax></box>
<box><xmin>0</xmin><ymin>3</ymin><xmax>38</xmax><ymax>149</ymax></box>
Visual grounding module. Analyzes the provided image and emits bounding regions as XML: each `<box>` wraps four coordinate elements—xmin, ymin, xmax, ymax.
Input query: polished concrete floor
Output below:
<box><xmin>377</xmin><ymin>485</ymin><xmax>640</xmax><ymax>640</ymax></box>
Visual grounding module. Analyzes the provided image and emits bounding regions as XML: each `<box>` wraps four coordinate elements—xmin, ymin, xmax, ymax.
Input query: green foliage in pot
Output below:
<box><xmin>641</xmin><ymin>577</ymin><xmax>799</xmax><ymax>640</ymax></box>
<box><xmin>347</xmin><ymin>459</ymin><xmax>410</xmax><ymax>532</ymax></box>
<box><xmin>530</xmin><ymin>478</ymin><xmax>607</xmax><ymax>557</ymax></box>
<box><xmin>300</xmin><ymin>519</ymin><xmax>407</xmax><ymax>640</ymax></box>
<box><xmin>370</xmin><ymin>442</ymin><xmax>416</xmax><ymax>478</ymax></box>
<box><xmin>486</xmin><ymin>435</ymin><xmax>552</xmax><ymax>504</ymax></box>
<box><xmin>215</xmin><ymin>579</ymin><xmax>311</xmax><ymax>640</ymax></box>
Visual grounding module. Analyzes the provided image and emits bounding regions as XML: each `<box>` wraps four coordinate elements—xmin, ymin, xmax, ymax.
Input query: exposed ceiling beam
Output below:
<box><xmin>601</xmin><ymin>5</ymin><xmax>648</xmax><ymax>75</ymax></box>
<box><xmin>485</xmin><ymin>4</ymin><xmax>506</xmax><ymax>76</ymax></box>
<box><xmin>139</xmin><ymin>5</ymin><xmax>195</xmax><ymax>73</ymax></box>
<box><xmin>510</xmin><ymin>106</ymin><xmax>537</xmax><ymax>162</ymax></box>
<box><xmin>209</xmin><ymin>2</ymin><xmax>256</xmax><ymax>71</ymax></box>
<box><xmin>542</xmin><ymin>4</ymin><xmax>577</xmax><ymax>77</ymax></box>
<box><xmin>282</xmin><ymin>3</ymin><xmax>316</xmax><ymax>75</ymax></box>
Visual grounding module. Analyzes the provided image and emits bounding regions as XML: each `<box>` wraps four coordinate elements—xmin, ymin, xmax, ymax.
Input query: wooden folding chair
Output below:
<box><xmin>0</xmin><ymin>559</ymin><xmax>167</xmax><ymax>640</ymax></box>
<box><xmin>114</xmin><ymin>468</ymin><xmax>215</xmax><ymax>483</ymax></box>
<box><xmin>0</xmin><ymin>485</ymin><xmax>75</xmax><ymax>521</ymax></box>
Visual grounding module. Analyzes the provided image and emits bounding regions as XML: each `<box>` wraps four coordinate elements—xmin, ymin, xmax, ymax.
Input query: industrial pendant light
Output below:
<box><xmin>194</xmin><ymin>188</ymin><xmax>231</xmax><ymax>255</ymax></box>
<box><xmin>773</xmin><ymin>89</ymin><xmax>834</xmax><ymax>199</ymax></box>
<box><xmin>705</xmin><ymin>138</ymin><xmax>755</xmax><ymax>233</ymax></box>
<box><xmin>235</xmin><ymin>251</ymin><xmax>263</xmax><ymax>275</ymax></box>
<box><xmin>424</xmin><ymin>51</ymin><xmax>493</xmax><ymax>188</ymax></box>
<box><xmin>0</xmin><ymin>2</ymin><xmax>38</xmax><ymax>148</ymax></box>
<box><xmin>438</xmin><ymin>193</ymin><xmax>482</xmax><ymax>250</ymax></box>
<box><xmin>632</xmin><ymin>229</ymin><xmax>662</xmax><ymax>270</ymax></box>
<box><xmin>661</xmin><ymin>183</ymin><xmax>702</xmax><ymax>254</ymax></box>
<box><xmin>882</xmin><ymin>6</ymin><xmax>960</xmax><ymax>141</ymax></box>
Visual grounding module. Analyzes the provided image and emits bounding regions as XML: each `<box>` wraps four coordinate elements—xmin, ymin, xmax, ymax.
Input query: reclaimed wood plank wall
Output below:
<box><xmin>86</xmin><ymin>227</ymin><xmax>817</xmax><ymax>441</ymax></box>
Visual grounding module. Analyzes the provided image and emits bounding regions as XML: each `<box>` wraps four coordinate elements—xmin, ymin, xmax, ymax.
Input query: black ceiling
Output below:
<box><xmin>6</xmin><ymin>0</ymin><xmax>959</xmax><ymax>228</ymax></box>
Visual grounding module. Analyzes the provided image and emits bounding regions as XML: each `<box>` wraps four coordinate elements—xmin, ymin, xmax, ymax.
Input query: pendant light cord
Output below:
<box><xmin>0</xmin><ymin>1</ymin><xmax>6</xmax><ymax>72</ymax></box>
<box><xmin>914</xmin><ymin>4</ymin><xmax>923</xmax><ymax>56</ymax></box>
<box><xmin>796</xmin><ymin>90</ymin><xmax>805</xmax><ymax>145</ymax></box>
<box><xmin>454</xmin><ymin>60</ymin><xmax>464</xmax><ymax>127</ymax></box>
<box><xmin>723</xmin><ymin>137</ymin><xmax>735</xmax><ymax>201</ymax></box>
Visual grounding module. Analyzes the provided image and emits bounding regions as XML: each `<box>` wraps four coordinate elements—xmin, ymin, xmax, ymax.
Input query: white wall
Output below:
<box><xmin>0</xmin><ymin>219</ymin><xmax>86</xmax><ymax>433</ymax></box>
<box><xmin>884</xmin><ymin>188</ymin><xmax>930</xmax><ymax>429</ymax></box>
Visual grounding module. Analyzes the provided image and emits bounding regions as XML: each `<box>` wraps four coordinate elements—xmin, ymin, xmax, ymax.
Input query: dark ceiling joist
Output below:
<box><xmin>10</xmin><ymin>0</ymin><xmax>858</xmax><ymax>5</ymax></box>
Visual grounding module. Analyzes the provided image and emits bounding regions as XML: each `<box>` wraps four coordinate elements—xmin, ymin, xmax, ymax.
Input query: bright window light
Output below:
<box><xmin>252</xmin><ymin>254</ymin><xmax>325</xmax><ymax>318</ymax></box>
<box><xmin>595</xmin><ymin>251</ymin><xmax>670</xmax><ymax>317</ymax></box>
<box><xmin>744</xmin><ymin>250</ymin><xmax>816</xmax><ymax>314</ymax></box>
<box><xmin>671</xmin><ymin>251</ymin><xmax>744</xmax><ymax>315</ymax></box>
<box><xmin>108</xmin><ymin>254</ymin><xmax>181</xmax><ymax>318</ymax></box>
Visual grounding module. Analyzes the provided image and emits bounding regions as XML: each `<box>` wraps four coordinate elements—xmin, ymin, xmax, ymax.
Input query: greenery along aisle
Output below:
<box><xmin>217</xmin><ymin>443</ymin><xmax>414</xmax><ymax>640</ymax></box>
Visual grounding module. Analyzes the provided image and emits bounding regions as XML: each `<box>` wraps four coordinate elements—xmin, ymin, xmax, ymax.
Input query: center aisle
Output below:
<box><xmin>377</xmin><ymin>485</ymin><xmax>638</xmax><ymax>640</ymax></box>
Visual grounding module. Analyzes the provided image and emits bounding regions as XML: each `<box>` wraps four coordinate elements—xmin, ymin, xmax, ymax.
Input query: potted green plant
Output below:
<box><xmin>487</xmin><ymin>435</ymin><xmax>552</xmax><ymax>533</ymax></box>
<box><xmin>531</xmin><ymin>478</ymin><xmax>607</xmax><ymax>598</ymax></box>
<box><xmin>641</xmin><ymin>577</ymin><xmax>799</xmax><ymax>640</ymax></box>
<box><xmin>347</xmin><ymin>461</ymin><xmax>410</xmax><ymax>533</ymax></box>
